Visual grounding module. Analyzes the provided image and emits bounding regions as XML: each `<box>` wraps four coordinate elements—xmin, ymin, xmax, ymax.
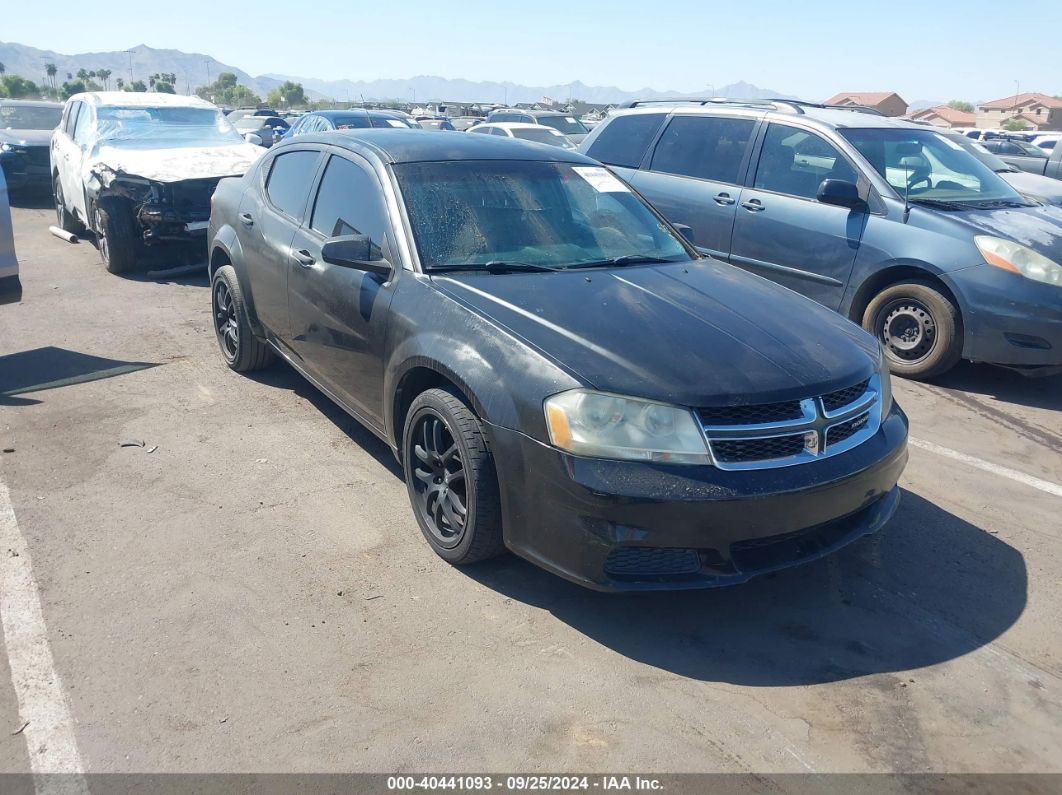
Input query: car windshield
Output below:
<box><xmin>95</xmin><ymin>105</ymin><xmax>244</xmax><ymax>148</ymax></box>
<box><xmin>840</xmin><ymin>128</ymin><xmax>1027</xmax><ymax>206</ymax></box>
<box><xmin>0</xmin><ymin>104</ymin><xmax>62</xmax><ymax>130</ymax></box>
<box><xmin>1010</xmin><ymin>141</ymin><xmax>1049</xmax><ymax>157</ymax></box>
<box><xmin>396</xmin><ymin>160</ymin><xmax>691</xmax><ymax>271</ymax></box>
<box><xmin>512</xmin><ymin>128</ymin><xmax>574</xmax><ymax>148</ymax></box>
<box><xmin>537</xmin><ymin>116</ymin><xmax>588</xmax><ymax>136</ymax></box>
<box><xmin>938</xmin><ymin>134</ymin><xmax>1014</xmax><ymax>173</ymax></box>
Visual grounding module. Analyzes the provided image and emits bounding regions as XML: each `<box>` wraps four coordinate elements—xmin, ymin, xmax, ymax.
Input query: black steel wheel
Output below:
<box><xmin>210</xmin><ymin>264</ymin><xmax>275</xmax><ymax>372</ymax></box>
<box><xmin>402</xmin><ymin>388</ymin><xmax>505</xmax><ymax>565</ymax></box>
<box><xmin>863</xmin><ymin>280</ymin><xmax>962</xmax><ymax>380</ymax></box>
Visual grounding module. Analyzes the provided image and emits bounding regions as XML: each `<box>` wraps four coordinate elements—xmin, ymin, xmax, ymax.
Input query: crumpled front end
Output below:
<box><xmin>88</xmin><ymin>166</ymin><xmax>223</xmax><ymax>244</ymax></box>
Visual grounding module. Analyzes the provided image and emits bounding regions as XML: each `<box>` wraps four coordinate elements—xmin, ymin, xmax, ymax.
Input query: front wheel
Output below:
<box><xmin>862</xmin><ymin>280</ymin><xmax>962</xmax><ymax>380</ymax></box>
<box><xmin>93</xmin><ymin>199</ymin><xmax>138</xmax><ymax>274</ymax></box>
<box><xmin>402</xmin><ymin>388</ymin><xmax>505</xmax><ymax>565</ymax></box>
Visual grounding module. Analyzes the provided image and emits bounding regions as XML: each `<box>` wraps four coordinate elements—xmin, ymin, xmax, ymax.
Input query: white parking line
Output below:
<box><xmin>0</xmin><ymin>475</ymin><xmax>87</xmax><ymax>792</ymax></box>
<box><xmin>910</xmin><ymin>437</ymin><xmax>1062</xmax><ymax>498</ymax></box>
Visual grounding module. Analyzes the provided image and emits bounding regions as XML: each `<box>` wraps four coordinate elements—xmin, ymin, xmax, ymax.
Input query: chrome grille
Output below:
<box><xmin>712</xmin><ymin>434</ymin><xmax>806</xmax><ymax>463</ymax></box>
<box><xmin>697</xmin><ymin>400</ymin><xmax>804</xmax><ymax>425</ymax></box>
<box><xmin>826</xmin><ymin>412</ymin><xmax>870</xmax><ymax>448</ymax></box>
<box><xmin>698</xmin><ymin>376</ymin><xmax>882</xmax><ymax>471</ymax></box>
<box><xmin>822</xmin><ymin>379</ymin><xmax>870</xmax><ymax>413</ymax></box>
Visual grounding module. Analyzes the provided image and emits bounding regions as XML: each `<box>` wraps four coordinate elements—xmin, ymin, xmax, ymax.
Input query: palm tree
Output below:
<box><xmin>148</xmin><ymin>73</ymin><xmax>157</xmax><ymax>91</ymax></box>
<box><xmin>96</xmin><ymin>68</ymin><xmax>111</xmax><ymax>90</ymax></box>
<box><xmin>116</xmin><ymin>77</ymin><xmax>125</xmax><ymax>91</ymax></box>
<box><xmin>45</xmin><ymin>63</ymin><xmax>57</xmax><ymax>91</ymax></box>
<box><xmin>76</xmin><ymin>68</ymin><xmax>89</xmax><ymax>82</ymax></box>
<box><xmin>0</xmin><ymin>62</ymin><xmax>5</xmax><ymax>76</ymax></box>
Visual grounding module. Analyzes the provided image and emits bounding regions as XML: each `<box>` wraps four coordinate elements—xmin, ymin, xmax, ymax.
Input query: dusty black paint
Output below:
<box><xmin>208</xmin><ymin>130</ymin><xmax>908</xmax><ymax>590</ymax></box>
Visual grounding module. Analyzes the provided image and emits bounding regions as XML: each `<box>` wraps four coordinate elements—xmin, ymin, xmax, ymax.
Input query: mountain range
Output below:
<box><xmin>0</xmin><ymin>41</ymin><xmax>797</xmax><ymax>105</ymax></box>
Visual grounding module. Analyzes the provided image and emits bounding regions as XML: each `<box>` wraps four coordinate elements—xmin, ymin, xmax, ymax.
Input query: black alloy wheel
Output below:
<box><xmin>409</xmin><ymin>412</ymin><xmax>468</xmax><ymax>549</ymax></box>
<box><xmin>402</xmin><ymin>388</ymin><xmax>505</xmax><ymax>564</ymax></box>
<box><xmin>213</xmin><ymin>278</ymin><xmax>239</xmax><ymax>364</ymax></box>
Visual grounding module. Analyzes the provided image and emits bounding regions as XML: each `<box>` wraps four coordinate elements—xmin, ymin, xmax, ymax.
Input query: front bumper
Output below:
<box><xmin>486</xmin><ymin>406</ymin><xmax>908</xmax><ymax>591</ymax></box>
<box><xmin>0</xmin><ymin>149</ymin><xmax>50</xmax><ymax>191</ymax></box>
<box><xmin>947</xmin><ymin>265</ymin><xmax>1062</xmax><ymax>367</ymax></box>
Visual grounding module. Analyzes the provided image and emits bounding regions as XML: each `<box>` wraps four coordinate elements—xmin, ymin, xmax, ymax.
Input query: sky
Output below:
<box><xmin>4</xmin><ymin>0</ymin><xmax>1060</xmax><ymax>102</ymax></box>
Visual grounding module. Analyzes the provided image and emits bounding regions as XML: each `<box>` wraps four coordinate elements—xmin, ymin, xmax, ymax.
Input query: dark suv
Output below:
<box><xmin>581</xmin><ymin>99</ymin><xmax>1062</xmax><ymax>378</ymax></box>
<box><xmin>486</xmin><ymin>109</ymin><xmax>589</xmax><ymax>143</ymax></box>
<box><xmin>206</xmin><ymin>129</ymin><xmax>907</xmax><ymax>591</ymax></box>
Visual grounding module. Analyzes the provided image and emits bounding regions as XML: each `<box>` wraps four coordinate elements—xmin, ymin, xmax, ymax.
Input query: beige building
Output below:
<box><xmin>906</xmin><ymin>105</ymin><xmax>976</xmax><ymax>129</ymax></box>
<box><xmin>823</xmin><ymin>91</ymin><xmax>909</xmax><ymax>117</ymax></box>
<box><xmin>976</xmin><ymin>93</ymin><xmax>1062</xmax><ymax>131</ymax></box>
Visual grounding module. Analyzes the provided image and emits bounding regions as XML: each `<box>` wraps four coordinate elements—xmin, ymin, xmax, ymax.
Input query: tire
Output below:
<box><xmin>210</xmin><ymin>264</ymin><xmax>275</xmax><ymax>373</ymax></box>
<box><xmin>53</xmin><ymin>176</ymin><xmax>82</xmax><ymax>235</ymax></box>
<box><xmin>402</xmin><ymin>388</ymin><xmax>505</xmax><ymax>565</ymax></box>
<box><xmin>93</xmin><ymin>198</ymin><xmax>139</xmax><ymax>274</ymax></box>
<box><xmin>862</xmin><ymin>280</ymin><xmax>963</xmax><ymax>380</ymax></box>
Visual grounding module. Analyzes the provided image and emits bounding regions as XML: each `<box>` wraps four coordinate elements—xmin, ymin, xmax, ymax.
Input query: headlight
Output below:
<box><xmin>975</xmin><ymin>235</ymin><xmax>1062</xmax><ymax>287</ymax></box>
<box><xmin>876</xmin><ymin>348</ymin><xmax>893</xmax><ymax>417</ymax></box>
<box><xmin>0</xmin><ymin>143</ymin><xmax>17</xmax><ymax>153</ymax></box>
<box><xmin>544</xmin><ymin>390</ymin><xmax>711</xmax><ymax>464</ymax></box>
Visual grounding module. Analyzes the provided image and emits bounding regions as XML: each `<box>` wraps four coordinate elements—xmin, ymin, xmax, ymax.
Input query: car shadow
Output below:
<box><xmin>7</xmin><ymin>189</ymin><xmax>53</xmax><ymax>210</ymax></box>
<box><xmin>245</xmin><ymin>361</ymin><xmax>403</xmax><ymax>478</ymax></box>
<box><xmin>0</xmin><ymin>346</ymin><xmax>158</xmax><ymax>405</ymax></box>
<box><xmin>925</xmin><ymin>360</ymin><xmax>1062</xmax><ymax>411</ymax></box>
<box><xmin>462</xmin><ymin>489</ymin><xmax>1026</xmax><ymax>686</ymax></box>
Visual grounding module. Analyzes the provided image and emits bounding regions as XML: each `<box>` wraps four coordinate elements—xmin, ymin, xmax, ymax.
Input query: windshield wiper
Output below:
<box><xmin>567</xmin><ymin>254</ymin><xmax>673</xmax><ymax>270</ymax></box>
<box><xmin>428</xmin><ymin>261</ymin><xmax>562</xmax><ymax>274</ymax></box>
<box><xmin>908</xmin><ymin>198</ymin><xmax>970</xmax><ymax>211</ymax></box>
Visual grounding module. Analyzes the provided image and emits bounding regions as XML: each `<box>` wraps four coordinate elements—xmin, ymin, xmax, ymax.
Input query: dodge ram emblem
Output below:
<box><xmin>803</xmin><ymin>430</ymin><xmax>820</xmax><ymax>455</ymax></box>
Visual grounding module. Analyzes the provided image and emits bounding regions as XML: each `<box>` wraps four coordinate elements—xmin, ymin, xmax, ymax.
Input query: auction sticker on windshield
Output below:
<box><xmin>573</xmin><ymin>166</ymin><xmax>629</xmax><ymax>193</ymax></box>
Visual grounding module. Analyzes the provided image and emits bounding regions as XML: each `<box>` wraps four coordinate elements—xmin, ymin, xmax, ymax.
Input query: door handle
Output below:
<box><xmin>713</xmin><ymin>192</ymin><xmax>735</xmax><ymax>206</ymax></box>
<box><xmin>740</xmin><ymin>199</ymin><xmax>765</xmax><ymax>212</ymax></box>
<box><xmin>238</xmin><ymin>212</ymin><xmax>254</xmax><ymax>227</ymax></box>
<box><xmin>292</xmin><ymin>249</ymin><xmax>315</xmax><ymax>267</ymax></box>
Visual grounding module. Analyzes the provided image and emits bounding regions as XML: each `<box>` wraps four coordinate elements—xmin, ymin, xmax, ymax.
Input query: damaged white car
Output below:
<box><xmin>51</xmin><ymin>92</ymin><xmax>263</xmax><ymax>273</ymax></box>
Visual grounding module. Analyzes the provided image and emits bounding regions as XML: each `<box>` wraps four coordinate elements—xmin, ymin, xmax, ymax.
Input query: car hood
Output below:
<box><xmin>87</xmin><ymin>142</ymin><xmax>264</xmax><ymax>184</ymax></box>
<box><xmin>927</xmin><ymin>201</ymin><xmax>1062</xmax><ymax>256</ymax></box>
<box><xmin>431</xmin><ymin>258</ymin><xmax>878</xmax><ymax>407</ymax></box>
<box><xmin>1001</xmin><ymin>171</ymin><xmax>1062</xmax><ymax>206</ymax></box>
<box><xmin>0</xmin><ymin>129</ymin><xmax>52</xmax><ymax>147</ymax></box>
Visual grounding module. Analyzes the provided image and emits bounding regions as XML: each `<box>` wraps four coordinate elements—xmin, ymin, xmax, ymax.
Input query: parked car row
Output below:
<box><xmin>19</xmin><ymin>90</ymin><xmax>1061</xmax><ymax>590</ymax></box>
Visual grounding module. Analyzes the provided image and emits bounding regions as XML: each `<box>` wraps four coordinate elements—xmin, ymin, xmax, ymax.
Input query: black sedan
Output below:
<box><xmin>0</xmin><ymin>99</ymin><xmax>63</xmax><ymax>193</ymax></box>
<box><xmin>206</xmin><ymin>130</ymin><xmax>908</xmax><ymax>591</ymax></box>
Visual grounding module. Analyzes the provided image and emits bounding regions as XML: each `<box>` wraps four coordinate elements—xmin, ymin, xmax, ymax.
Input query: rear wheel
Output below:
<box><xmin>863</xmin><ymin>280</ymin><xmax>962</xmax><ymax>379</ymax></box>
<box><xmin>53</xmin><ymin>176</ymin><xmax>81</xmax><ymax>234</ymax></box>
<box><xmin>211</xmin><ymin>264</ymin><xmax>275</xmax><ymax>372</ymax></box>
<box><xmin>93</xmin><ymin>199</ymin><xmax>139</xmax><ymax>274</ymax></box>
<box><xmin>403</xmin><ymin>388</ymin><xmax>505</xmax><ymax>565</ymax></box>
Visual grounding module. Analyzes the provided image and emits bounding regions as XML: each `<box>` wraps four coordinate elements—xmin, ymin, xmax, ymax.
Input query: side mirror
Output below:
<box><xmin>244</xmin><ymin>133</ymin><xmax>263</xmax><ymax>146</ymax></box>
<box><xmin>672</xmin><ymin>223</ymin><xmax>696</xmax><ymax>245</ymax></box>
<box><xmin>321</xmin><ymin>235</ymin><xmax>393</xmax><ymax>278</ymax></box>
<box><xmin>817</xmin><ymin>179</ymin><xmax>865</xmax><ymax>210</ymax></box>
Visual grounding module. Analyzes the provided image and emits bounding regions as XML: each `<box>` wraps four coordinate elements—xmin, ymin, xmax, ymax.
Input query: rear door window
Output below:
<box><xmin>585</xmin><ymin>113</ymin><xmax>666</xmax><ymax>168</ymax></box>
<box><xmin>649</xmin><ymin>115</ymin><xmax>756</xmax><ymax>184</ymax></box>
<box><xmin>265</xmin><ymin>150</ymin><xmax>321</xmax><ymax>220</ymax></box>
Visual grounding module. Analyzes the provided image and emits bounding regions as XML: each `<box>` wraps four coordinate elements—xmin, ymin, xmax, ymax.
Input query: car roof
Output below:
<box><xmin>70</xmin><ymin>91</ymin><xmax>218</xmax><ymax>109</ymax></box>
<box><xmin>490</xmin><ymin>108</ymin><xmax>568</xmax><ymax>117</ymax></box>
<box><xmin>313</xmin><ymin>109</ymin><xmax>405</xmax><ymax>118</ymax></box>
<box><xmin>476</xmin><ymin>123</ymin><xmax>563</xmax><ymax>133</ymax></box>
<box><xmin>606</xmin><ymin>100</ymin><xmax>927</xmax><ymax>131</ymax></box>
<box><xmin>273</xmin><ymin>128</ymin><xmax>594</xmax><ymax>164</ymax></box>
<box><xmin>0</xmin><ymin>99</ymin><xmax>63</xmax><ymax>109</ymax></box>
